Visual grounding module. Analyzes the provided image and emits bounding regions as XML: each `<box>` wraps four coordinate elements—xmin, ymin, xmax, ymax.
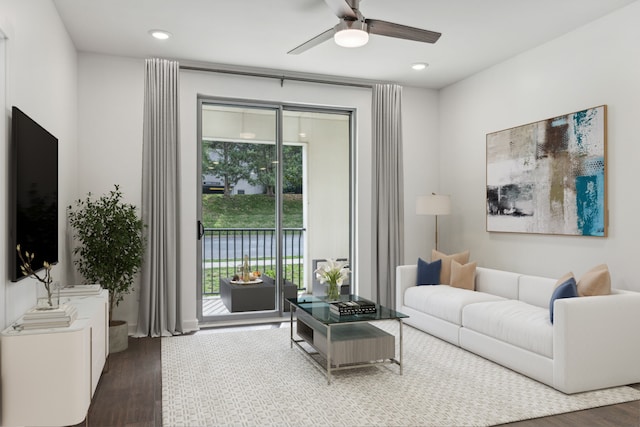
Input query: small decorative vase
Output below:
<box><xmin>36</xmin><ymin>290</ymin><xmax>60</xmax><ymax>310</ymax></box>
<box><xmin>326</xmin><ymin>282</ymin><xmax>340</xmax><ymax>301</ymax></box>
<box><xmin>36</xmin><ymin>284</ymin><xmax>60</xmax><ymax>310</ymax></box>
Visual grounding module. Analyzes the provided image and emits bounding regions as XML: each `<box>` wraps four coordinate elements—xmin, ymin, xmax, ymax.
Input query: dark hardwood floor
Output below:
<box><xmin>72</xmin><ymin>337</ymin><xmax>161</xmax><ymax>427</ymax></box>
<box><xmin>77</xmin><ymin>330</ymin><xmax>640</xmax><ymax>427</ymax></box>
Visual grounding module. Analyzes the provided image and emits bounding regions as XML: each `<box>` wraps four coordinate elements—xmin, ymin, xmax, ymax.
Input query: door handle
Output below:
<box><xmin>197</xmin><ymin>220</ymin><xmax>205</xmax><ymax>240</ymax></box>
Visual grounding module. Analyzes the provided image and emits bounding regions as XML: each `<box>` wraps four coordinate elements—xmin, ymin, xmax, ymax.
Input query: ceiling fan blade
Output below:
<box><xmin>287</xmin><ymin>27</ymin><xmax>335</xmax><ymax>55</ymax></box>
<box><xmin>366</xmin><ymin>19</ymin><xmax>441</xmax><ymax>44</ymax></box>
<box><xmin>323</xmin><ymin>0</ymin><xmax>358</xmax><ymax>19</ymax></box>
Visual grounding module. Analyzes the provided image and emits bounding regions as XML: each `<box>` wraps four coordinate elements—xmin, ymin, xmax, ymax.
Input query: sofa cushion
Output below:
<box><xmin>518</xmin><ymin>274</ymin><xmax>558</xmax><ymax>309</ymax></box>
<box><xmin>474</xmin><ymin>267</ymin><xmax>519</xmax><ymax>299</ymax></box>
<box><xmin>462</xmin><ymin>300</ymin><xmax>553</xmax><ymax>358</ymax></box>
<box><xmin>432</xmin><ymin>249</ymin><xmax>470</xmax><ymax>285</ymax></box>
<box><xmin>577</xmin><ymin>264</ymin><xmax>611</xmax><ymax>296</ymax></box>
<box><xmin>450</xmin><ymin>260</ymin><xmax>477</xmax><ymax>291</ymax></box>
<box><xmin>417</xmin><ymin>258</ymin><xmax>441</xmax><ymax>286</ymax></box>
<box><xmin>549</xmin><ymin>277</ymin><xmax>578</xmax><ymax>324</ymax></box>
<box><xmin>404</xmin><ymin>285</ymin><xmax>505</xmax><ymax>325</ymax></box>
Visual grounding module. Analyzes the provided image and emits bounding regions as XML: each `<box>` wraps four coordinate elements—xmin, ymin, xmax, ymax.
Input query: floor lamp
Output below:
<box><xmin>416</xmin><ymin>193</ymin><xmax>451</xmax><ymax>251</ymax></box>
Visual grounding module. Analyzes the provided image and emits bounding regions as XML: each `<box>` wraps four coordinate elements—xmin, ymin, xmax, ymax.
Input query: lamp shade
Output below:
<box><xmin>416</xmin><ymin>194</ymin><xmax>451</xmax><ymax>216</ymax></box>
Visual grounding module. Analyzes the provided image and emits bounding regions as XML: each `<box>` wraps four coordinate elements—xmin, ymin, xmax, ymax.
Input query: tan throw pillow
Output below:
<box><xmin>432</xmin><ymin>249</ymin><xmax>470</xmax><ymax>285</ymax></box>
<box><xmin>577</xmin><ymin>264</ymin><xmax>611</xmax><ymax>296</ymax></box>
<box><xmin>555</xmin><ymin>272</ymin><xmax>575</xmax><ymax>289</ymax></box>
<box><xmin>450</xmin><ymin>260</ymin><xmax>477</xmax><ymax>290</ymax></box>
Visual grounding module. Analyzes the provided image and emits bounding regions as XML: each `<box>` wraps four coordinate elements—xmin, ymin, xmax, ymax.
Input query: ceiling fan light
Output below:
<box><xmin>334</xmin><ymin>28</ymin><xmax>369</xmax><ymax>48</ymax></box>
<box><xmin>148</xmin><ymin>29</ymin><xmax>172</xmax><ymax>40</ymax></box>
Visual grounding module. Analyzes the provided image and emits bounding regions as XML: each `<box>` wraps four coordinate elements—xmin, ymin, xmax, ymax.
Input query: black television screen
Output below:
<box><xmin>9</xmin><ymin>106</ymin><xmax>58</xmax><ymax>282</ymax></box>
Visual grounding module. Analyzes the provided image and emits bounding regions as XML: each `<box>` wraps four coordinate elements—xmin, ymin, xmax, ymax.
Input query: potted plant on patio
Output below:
<box><xmin>68</xmin><ymin>185</ymin><xmax>145</xmax><ymax>353</ymax></box>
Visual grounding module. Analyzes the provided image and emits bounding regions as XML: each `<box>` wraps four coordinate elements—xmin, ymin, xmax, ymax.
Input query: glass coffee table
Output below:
<box><xmin>287</xmin><ymin>294</ymin><xmax>408</xmax><ymax>384</ymax></box>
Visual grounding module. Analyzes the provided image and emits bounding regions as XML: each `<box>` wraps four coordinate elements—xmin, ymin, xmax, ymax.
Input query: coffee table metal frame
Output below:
<box><xmin>287</xmin><ymin>295</ymin><xmax>408</xmax><ymax>384</ymax></box>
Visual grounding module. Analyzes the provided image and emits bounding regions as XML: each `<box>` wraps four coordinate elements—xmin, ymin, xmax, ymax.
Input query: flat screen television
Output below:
<box><xmin>9</xmin><ymin>106</ymin><xmax>58</xmax><ymax>282</ymax></box>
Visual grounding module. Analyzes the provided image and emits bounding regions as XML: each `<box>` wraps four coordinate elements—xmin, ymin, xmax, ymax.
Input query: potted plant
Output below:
<box><xmin>68</xmin><ymin>185</ymin><xmax>145</xmax><ymax>353</ymax></box>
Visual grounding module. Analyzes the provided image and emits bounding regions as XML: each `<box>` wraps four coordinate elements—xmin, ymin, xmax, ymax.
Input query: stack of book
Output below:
<box><xmin>58</xmin><ymin>284</ymin><xmax>102</xmax><ymax>297</ymax></box>
<box><xmin>330</xmin><ymin>300</ymin><xmax>377</xmax><ymax>316</ymax></box>
<box><xmin>22</xmin><ymin>304</ymin><xmax>78</xmax><ymax>330</ymax></box>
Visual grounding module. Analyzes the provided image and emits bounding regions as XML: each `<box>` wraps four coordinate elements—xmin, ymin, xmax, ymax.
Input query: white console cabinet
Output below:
<box><xmin>0</xmin><ymin>290</ymin><xmax>109</xmax><ymax>426</ymax></box>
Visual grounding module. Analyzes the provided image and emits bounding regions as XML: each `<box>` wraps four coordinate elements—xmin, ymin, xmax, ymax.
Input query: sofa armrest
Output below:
<box><xmin>395</xmin><ymin>265</ymin><xmax>417</xmax><ymax>311</ymax></box>
<box><xmin>553</xmin><ymin>291</ymin><xmax>640</xmax><ymax>393</ymax></box>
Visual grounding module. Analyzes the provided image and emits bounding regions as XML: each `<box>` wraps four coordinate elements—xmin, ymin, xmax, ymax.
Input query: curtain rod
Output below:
<box><xmin>179</xmin><ymin>64</ymin><xmax>375</xmax><ymax>89</ymax></box>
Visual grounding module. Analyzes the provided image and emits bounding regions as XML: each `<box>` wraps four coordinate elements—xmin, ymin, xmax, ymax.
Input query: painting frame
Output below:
<box><xmin>486</xmin><ymin>105</ymin><xmax>607</xmax><ymax>237</ymax></box>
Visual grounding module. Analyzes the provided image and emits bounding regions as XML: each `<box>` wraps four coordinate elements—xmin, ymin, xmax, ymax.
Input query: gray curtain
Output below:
<box><xmin>135</xmin><ymin>58</ymin><xmax>182</xmax><ymax>337</ymax></box>
<box><xmin>371</xmin><ymin>84</ymin><xmax>405</xmax><ymax>308</ymax></box>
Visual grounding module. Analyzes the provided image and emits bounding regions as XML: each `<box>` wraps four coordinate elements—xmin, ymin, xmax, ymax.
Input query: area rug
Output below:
<box><xmin>162</xmin><ymin>324</ymin><xmax>640</xmax><ymax>426</ymax></box>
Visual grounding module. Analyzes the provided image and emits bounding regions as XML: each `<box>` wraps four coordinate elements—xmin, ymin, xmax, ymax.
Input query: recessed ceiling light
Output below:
<box><xmin>149</xmin><ymin>29</ymin><xmax>172</xmax><ymax>40</ymax></box>
<box><xmin>411</xmin><ymin>62</ymin><xmax>428</xmax><ymax>71</ymax></box>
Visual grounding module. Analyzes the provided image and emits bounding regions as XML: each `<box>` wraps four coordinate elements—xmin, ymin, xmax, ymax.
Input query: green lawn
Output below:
<box><xmin>202</xmin><ymin>194</ymin><xmax>303</xmax><ymax>228</ymax></box>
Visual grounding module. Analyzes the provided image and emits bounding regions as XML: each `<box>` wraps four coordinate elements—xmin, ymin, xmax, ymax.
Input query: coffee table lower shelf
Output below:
<box><xmin>291</xmin><ymin>310</ymin><xmax>403</xmax><ymax>384</ymax></box>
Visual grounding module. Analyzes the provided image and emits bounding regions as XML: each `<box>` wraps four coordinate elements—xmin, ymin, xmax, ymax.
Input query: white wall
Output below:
<box><xmin>76</xmin><ymin>54</ymin><xmax>440</xmax><ymax>330</ymax></box>
<box><xmin>305</xmin><ymin>115</ymin><xmax>350</xmax><ymax>267</ymax></box>
<box><xmin>0</xmin><ymin>0</ymin><xmax>78</xmax><ymax>330</ymax></box>
<box><xmin>401</xmin><ymin>87</ymin><xmax>441</xmax><ymax>264</ymax></box>
<box><xmin>76</xmin><ymin>54</ymin><xmax>144</xmax><ymax>326</ymax></box>
<box><xmin>438</xmin><ymin>1</ymin><xmax>640</xmax><ymax>290</ymax></box>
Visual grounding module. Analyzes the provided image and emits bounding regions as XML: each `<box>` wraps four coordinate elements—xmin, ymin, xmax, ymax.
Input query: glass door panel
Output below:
<box><xmin>199</xmin><ymin>104</ymin><xmax>278</xmax><ymax>320</ymax></box>
<box><xmin>282</xmin><ymin>109</ymin><xmax>350</xmax><ymax>297</ymax></box>
<box><xmin>197</xmin><ymin>100</ymin><xmax>353</xmax><ymax>323</ymax></box>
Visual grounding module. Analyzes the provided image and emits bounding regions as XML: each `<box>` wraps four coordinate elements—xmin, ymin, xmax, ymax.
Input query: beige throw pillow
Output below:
<box><xmin>555</xmin><ymin>272</ymin><xmax>575</xmax><ymax>289</ymax></box>
<box><xmin>577</xmin><ymin>264</ymin><xmax>611</xmax><ymax>296</ymax></box>
<box><xmin>432</xmin><ymin>249</ymin><xmax>470</xmax><ymax>285</ymax></box>
<box><xmin>450</xmin><ymin>260</ymin><xmax>477</xmax><ymax>290</ymax></box>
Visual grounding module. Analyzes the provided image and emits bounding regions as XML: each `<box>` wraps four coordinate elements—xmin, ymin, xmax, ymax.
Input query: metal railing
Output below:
<box><xmin>201</xmin><ymin>227</ymin><xmax>305</xmax><ymax>296</ymax></box>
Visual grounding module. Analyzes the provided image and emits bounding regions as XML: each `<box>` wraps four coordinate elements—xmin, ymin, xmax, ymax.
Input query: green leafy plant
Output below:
<box><xmin>68</xmin><ymin>185</ymin><xmax>145</xmax><ymax>323</ymax></box>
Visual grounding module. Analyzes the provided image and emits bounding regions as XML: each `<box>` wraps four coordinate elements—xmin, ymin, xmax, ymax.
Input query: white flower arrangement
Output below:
<box><xmin>314</xmin><ymin>258</ymin><xmax>350</xmax><ymax>286</ymax></box>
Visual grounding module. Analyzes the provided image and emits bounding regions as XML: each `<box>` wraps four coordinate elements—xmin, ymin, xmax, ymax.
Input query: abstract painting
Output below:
<box><xmin>486</xmin><ymin>105</ymin><xmax>607</xmax><ymax>236</ymax></box>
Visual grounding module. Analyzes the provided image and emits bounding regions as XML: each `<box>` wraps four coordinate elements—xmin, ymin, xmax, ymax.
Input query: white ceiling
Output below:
<box><xmin>53</xmin><ymin>0</ymin><xmax>636</xmax><ymax>89</ymax></box>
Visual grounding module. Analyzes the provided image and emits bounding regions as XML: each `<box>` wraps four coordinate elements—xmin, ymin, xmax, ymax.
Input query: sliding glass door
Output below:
<box><xmin>197</xmin><ymin>98</ymin><xmax>352</xmax><ymax>323</ymax></box>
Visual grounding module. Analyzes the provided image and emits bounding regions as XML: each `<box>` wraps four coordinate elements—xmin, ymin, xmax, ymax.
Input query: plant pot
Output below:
<box><xmin>109</xmin><ymin>320</ymin><xmax>129</xmax><ymax>353</ymax></box>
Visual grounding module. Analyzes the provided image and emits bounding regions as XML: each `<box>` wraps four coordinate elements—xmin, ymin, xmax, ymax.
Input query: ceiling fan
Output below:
<box><xmin>288</xmin><ymin>0</ymin><xmax>441</xmax><ymax>54</ymax></box>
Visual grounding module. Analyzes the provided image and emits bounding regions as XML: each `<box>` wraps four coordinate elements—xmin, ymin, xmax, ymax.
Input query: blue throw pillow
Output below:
<box><xmin>549</xmin><ymin>277</ymin><xmax>578</xmax><ymax>324</ymax></box>
<box><xmin>417</xmin><ymin>258</ymin><xmax>442</xmax><ymax>286</ymax></box>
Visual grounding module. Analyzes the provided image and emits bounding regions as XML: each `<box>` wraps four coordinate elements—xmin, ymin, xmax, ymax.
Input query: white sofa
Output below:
<box><xmin>396</xmin><ymin>264</ymin><xmax>640</xmax><ymax>394</ymax></box>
